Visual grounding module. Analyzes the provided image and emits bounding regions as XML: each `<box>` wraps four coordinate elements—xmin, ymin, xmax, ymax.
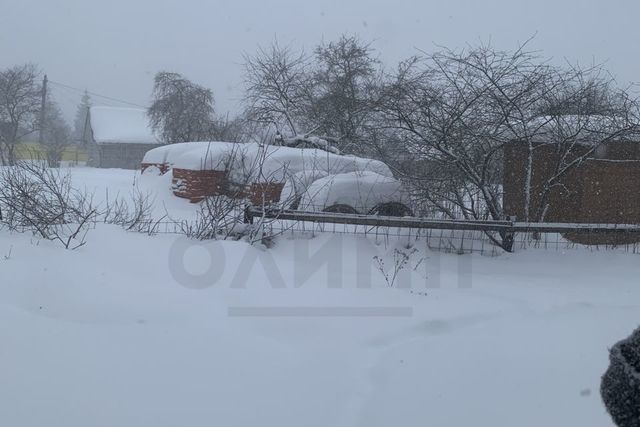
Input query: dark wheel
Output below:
<box><xmin>368</xmin><ymin>202</ymin><xmax>413</xmax><ymax>217</ymax></box>
<box><xmin>288</xmin><ymin>196</ymin><xmax>301</xmax><ymax>210</ymax></box>
<box><xmin>323</xmin><ymin>204</ymin><xmax>359</xmax><ymax>214</ymax></box>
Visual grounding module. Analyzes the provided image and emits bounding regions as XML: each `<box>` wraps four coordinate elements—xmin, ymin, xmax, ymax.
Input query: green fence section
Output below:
<box><xmin>15</xmin><ymin>142</ymin><xmax>88</xmax><ymax>162</ymax></box>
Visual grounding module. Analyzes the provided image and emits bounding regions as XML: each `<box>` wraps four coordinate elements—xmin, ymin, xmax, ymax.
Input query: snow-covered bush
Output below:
<box><xmin>601</xmin><ymin>326</ymin><xmax>640</xmax><ymax>427</ymax></box>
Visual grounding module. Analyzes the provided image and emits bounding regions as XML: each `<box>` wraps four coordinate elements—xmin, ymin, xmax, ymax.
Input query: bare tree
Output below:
<box><xmin>243</xmin><ymin>41</ymin><xmax>311</xmax><ymax>136</ymax></box>
<box><xmin>148</xmin><ymin>71</ymin><xmax>216</xmax><ymax>143</ymax></box>
<box><xmin>0</xmin><ymin>64</ymin><xmax>42</xmax><ymax>166</ymax></box>
<box><xmin>379</xmin><ymin>42</ymin><xmax>639</xmax><ymax>250</ymax></box>
<box><xmin>242</xmin><ymin>36</ymin><xmax>383</xmax><ymax>155</ymax></box>
<box><xmin>209</xmin><ymin>113</ymin><xmax>249</xmax><ymax>142</ymax></box>
<box><xmin>310</xmin><ymin>35</ymin><xmax>382</xmax><ymax>154</ymax></box>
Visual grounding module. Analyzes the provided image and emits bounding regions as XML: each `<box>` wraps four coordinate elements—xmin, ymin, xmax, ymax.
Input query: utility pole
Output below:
<box><xmin>38</xmin><ymin>74</ymin><xmax>48</xmax><ymax>145</ymax></box>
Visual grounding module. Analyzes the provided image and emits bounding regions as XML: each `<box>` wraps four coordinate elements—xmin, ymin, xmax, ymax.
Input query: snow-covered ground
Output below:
<box><xmin>1</xmin><ymin>167</ymin><xmax>638</xmax><ymax>427</ymax></box>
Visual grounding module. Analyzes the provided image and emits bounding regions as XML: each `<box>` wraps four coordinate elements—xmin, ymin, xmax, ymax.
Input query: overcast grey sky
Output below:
<box><xmin>1</xmin><ymin>0</ymin><xmax>638</xmax><ymax>121</ymax></box>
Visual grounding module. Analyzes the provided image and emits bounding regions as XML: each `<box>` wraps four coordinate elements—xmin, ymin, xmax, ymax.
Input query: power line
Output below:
<box><xmin>48</xmin><ymin>80</ymin><xmax>148</xmax><ymax>109</ymax></box>
<box><xmin>48</xmin><ymin>84</ymin><xmax>82</xmax><ymax>107</ymax></box>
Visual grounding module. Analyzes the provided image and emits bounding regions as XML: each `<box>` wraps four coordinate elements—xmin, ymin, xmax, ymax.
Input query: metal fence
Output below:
<box><xmin>244</xmin><ymin>207</ymin><xmax>640</xmax><ymax>256</ymax></box>
<box><xmin>136</xmin><ymin>206</ymin><xmax>640</xmax><ymax>256</ymax></box>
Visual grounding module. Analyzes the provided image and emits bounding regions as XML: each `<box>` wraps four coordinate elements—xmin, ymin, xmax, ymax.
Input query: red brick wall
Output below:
<box><xmin>169</xmin><ymin>169</ymin><xmax>284</xmax><ymax>205</ymax></box>
<box><xmin>172</xmin><ymin>168</ymin><xmax>228</xmax><ymax>202</ymax></box>
<box><xmin>247</xmin><ymin>182</ymin><xmax>285</xmax><ymax>206</ymax></box>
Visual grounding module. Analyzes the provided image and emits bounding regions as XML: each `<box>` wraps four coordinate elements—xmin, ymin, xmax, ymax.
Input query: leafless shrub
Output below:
<box><xmin>102</xmin><ymin>188</ymin><xmax>165</xmax><ymax>235</ymax></box>
<box><xmin>243</xmin><ymin>41</ymin><xmax>310</xmax><ymax>136</ymax></box>
<box><xmin>178</xmin><ymin>194</ymin><xmax>248</xmax><ymax>241</ymax></box>
<box><xmin>0</xmin><ymin>160</ymin><xmax>97</xmax><ymax>249</ymax></box>
<box><xmin>373</xmin><ymin>247</ymin><xmax>419</xmax><ymax>288</ymax></box>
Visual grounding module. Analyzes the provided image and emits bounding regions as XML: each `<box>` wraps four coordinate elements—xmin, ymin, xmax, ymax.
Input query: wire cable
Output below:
<box><xmin>48</xmin><ymin>80</ymin><xmax>148</xmax><ymax>109</ymax></box>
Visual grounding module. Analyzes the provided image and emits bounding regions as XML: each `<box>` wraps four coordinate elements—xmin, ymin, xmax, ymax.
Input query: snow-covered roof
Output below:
<box><xmin>89</xmin><ymin>106</ymin><xmax>160</xmax><ymax>145</ymax></box>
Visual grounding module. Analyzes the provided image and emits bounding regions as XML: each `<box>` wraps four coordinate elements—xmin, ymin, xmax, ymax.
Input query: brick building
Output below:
<box><xmin>503</xmin><ymin>140</ymin><xmax>640</xmax><ymax>244</ymax></box>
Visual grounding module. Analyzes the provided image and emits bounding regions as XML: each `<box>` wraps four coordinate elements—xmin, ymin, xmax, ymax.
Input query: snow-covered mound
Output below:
<box><xmin>280</xmin><ymin>170</ymin><xmax>330</xmax><ymax>208</ymax></box>
<box><xmin>142</xmin><ymin>141</ymin><xmax>237</xmax><ymax>169</ymax></box>
<box><xmin>148</xmin><ymin>141</ymin><xmax>393</xmax><ymax>182</ymax></box>
<box><xmin>299</xmin><ymin>171</ymin><xmax>409</xmax><ymax>213</ymax></box>
<box><xmin>141</xmin><ymin>145</ymin><xmax>169</xmax><ymax>165</ymax></box>
<box><xmin>247</xmin><ymin>144</ymin><xmax>393</xmax><ymax>183</ymax></box>
<box><xmin>142</xmin><ymin>142</ymin><xmax>401</xmax><ymax>205</ymax></box>
<box><xmin>171</xmin><ymin>142</ymin><xmax>244</xmax><ymax>171</ymax></box>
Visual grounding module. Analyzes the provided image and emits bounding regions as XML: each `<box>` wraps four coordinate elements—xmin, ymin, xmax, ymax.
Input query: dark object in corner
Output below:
<box><xmin>601</xmin><ymin>326</ymin><xmax>640</xmax><ymax>427</ymax></box>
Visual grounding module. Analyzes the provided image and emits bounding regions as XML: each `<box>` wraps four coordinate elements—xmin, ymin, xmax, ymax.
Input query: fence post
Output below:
<box><xmin>503</xmin><ymin>215</ymin><xmax>516</xmax><ymax>252</ymax></box>
<box><xmin>244</xmin><ymin>204</ymin><xmax>254</xmax><ymax>224</ymax></box>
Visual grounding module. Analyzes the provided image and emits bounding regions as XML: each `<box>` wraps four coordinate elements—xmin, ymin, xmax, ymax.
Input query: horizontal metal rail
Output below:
<box><xmin>246</xmin><ymin>207</ymin><xmax>640</xmax><ymax>234</ymax></box>
<box><xmin>510</xmin><ymin>222</ymin><xmax>640</xmax><ymax>234</ymax></box>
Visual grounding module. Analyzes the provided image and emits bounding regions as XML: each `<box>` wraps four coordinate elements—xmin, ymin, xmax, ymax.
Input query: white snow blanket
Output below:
<box><xmin>253</xmin><ymin>147</ymin><xmax>393</xmax><ymax>184</ymax></box>
<box><xmin>280</xmin><ymin>170</ymin><xmax>330</xmax><ymax>208</ymax></box>
<box><xmin>141</xmin><ymin>146</ymin><xmax>166</xmax><ymax>164</ymax></box>
<box><xmin>141</xmin><ymin>145</ymin><xmax>169</xmax><ymax>164</ymax></box>
<box><xmin>1</xmin><ymin>167</ymin><xmax>638</xmax><ymax>427</ymax></box>
<box><xmin>171</xmin><ymin>142</ymin><xmax>244</xmax><ymax>171</ymax></box>
<box><xmin>89</xmin><ymin>106</ymin><xmax>160</xmax><ymax>145</ymax></box>
<box><xmin>299</xmin><ymin>171</ymin><xmax>408</xmax><ymax>213</ymax></box>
